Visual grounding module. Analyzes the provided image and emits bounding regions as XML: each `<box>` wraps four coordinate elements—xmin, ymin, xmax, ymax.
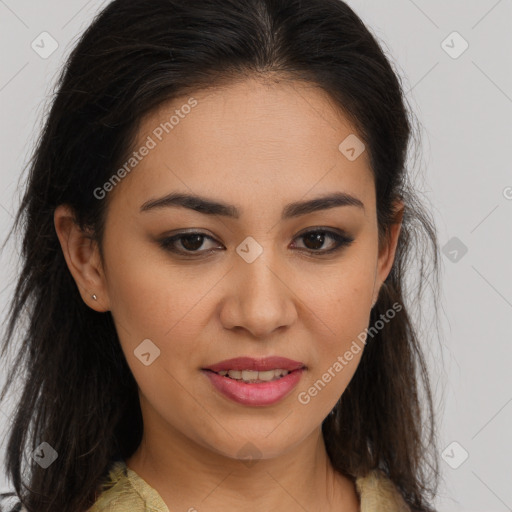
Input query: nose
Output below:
<box><xmin>219</xmin><ymin>253</ymin><xmax>298</xmax><ymax>338</ymax></box>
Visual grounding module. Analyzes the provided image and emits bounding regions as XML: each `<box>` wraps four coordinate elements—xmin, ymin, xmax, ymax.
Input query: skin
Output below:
<box><xmin>55</xmin><ymin>76</ymin><xmax>403</xmax><ymax>511</ymax></box>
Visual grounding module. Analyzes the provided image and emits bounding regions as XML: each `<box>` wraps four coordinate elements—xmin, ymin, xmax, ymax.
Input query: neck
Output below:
<box><xmin>126</xmin><ymin>413</ymin><xmax>359</xmax><ymax>512</ymax></box>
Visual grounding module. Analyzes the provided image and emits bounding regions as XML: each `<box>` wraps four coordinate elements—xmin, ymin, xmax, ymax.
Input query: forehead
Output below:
<box><xmin>111</xmin><ymin>77</ymin><xmax>374</xmax><ymax>212</ymax></box>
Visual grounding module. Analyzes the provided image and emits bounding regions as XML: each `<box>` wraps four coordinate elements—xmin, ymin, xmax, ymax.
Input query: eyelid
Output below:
<box><xmin>158</xmin><ymin>231</ymin><xmax>221</xmax><ymax>254</ymax></box>
<box><xmin>290</xmin><ymin>228</ymin><xmax>354</xmax><ymax>254</ymax></box>
<box><xmin>158</xmin><ymin>227</ymin><xmax>354</xmax><ymax>256</ymax></box>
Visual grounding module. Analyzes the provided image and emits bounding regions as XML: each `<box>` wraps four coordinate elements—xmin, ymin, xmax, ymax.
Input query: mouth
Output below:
<box><xmin>202</xmin><ymin>356</ymin><xmax>305</xmax><ymax>374</ymax></box>
<box><xmin>201</xmin><ymin>356</ymin><xmax>307</xmax><ymax>406</ymax></box>
<box><xmin>203</xmin><ymin>367</ymin><xmax>296</xmax><ymax>383</ymax></box>
<box><xmin>201</xmin><ymin>357</ymin><xmax>306</xmax><ymax>406</ymax></box>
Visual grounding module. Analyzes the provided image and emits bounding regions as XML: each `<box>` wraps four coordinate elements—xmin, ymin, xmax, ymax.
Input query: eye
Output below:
<box><xmin>158</xmin><ymin>232</ymin><xmax>221</xmax><ymax>256</ymax></box>
<box><xmin>158</xmin><ymin>228</ymin><xmax>354</xmax><ymax>257</ymax></box>
<box><xmin>291</xmin><ymin>228</ymin><xmax>354</xmax><ymax>255</ymax></box>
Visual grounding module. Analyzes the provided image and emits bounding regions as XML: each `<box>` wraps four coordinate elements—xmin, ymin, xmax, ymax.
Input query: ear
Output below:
<box><xmin>54</xmin><ymin>204</ymin><xmax>111</xmax><ymax>312</ymax></box>
<box><xmin>372</xmin><ymin>200</ymin><xmax>404</xmax><ymax>306</ymax></box>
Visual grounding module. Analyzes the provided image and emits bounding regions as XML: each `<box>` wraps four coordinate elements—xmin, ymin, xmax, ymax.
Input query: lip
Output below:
<box><xmin>203</xmin><ymin>356</ymin><xmax>305</xmax><ymax>372</ymax></box>
<box><xmin>202</xmin><ymin>367</ymin><xmax>305</xmax><ymax>406</ymax></box>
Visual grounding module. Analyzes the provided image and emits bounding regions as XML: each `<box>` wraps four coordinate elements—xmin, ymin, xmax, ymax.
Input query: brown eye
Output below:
<box><xmin>302</xmin><ymin>231</ymin><xmax>328</xmax><ymax>250</ymax></box>
<box><xmin>159</xmin><ymin>228</ymin><xmax>354</xmax><ymax>258</ymax></box>
<box><xmin>292</xmin><ymin>229</ymin><xmax>354</xmax><ymax>255</ymax></box>
<box><xmin>159</xmin><ymin>232</ymin><xmax>221</xmax><ymax>255</ymax></box>
<box><xmin>180</xmin><ymin>234</ymin><xmax>207</xmax><ymax>251</ymax></box>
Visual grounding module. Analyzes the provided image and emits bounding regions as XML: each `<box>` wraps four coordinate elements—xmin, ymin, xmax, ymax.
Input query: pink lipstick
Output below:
<box><xmin>202</xmin><ymin>356</ymin><xmax>305</xmax><ymax>406</ymax></box>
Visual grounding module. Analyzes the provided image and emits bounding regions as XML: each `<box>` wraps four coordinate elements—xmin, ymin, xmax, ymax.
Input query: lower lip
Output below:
<box><xmin>202</xmin><ymin>369</ymin><xmax>304</xmax><ymax>406</ymax></box>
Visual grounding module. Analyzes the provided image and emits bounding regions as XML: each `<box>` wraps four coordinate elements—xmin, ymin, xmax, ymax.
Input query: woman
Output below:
<box><xmin>0</xmin><ymin>0</ymin><xmax>441</xmax><ymax>510</ymax></box>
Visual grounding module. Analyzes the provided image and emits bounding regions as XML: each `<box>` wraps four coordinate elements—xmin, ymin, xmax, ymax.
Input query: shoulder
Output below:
<box><xmin>0</xmin><ymin>492</ymin><xmax>28</xmax><ymax>512</ymax></box>
<box><xmin>0</xmin><ymin>461</ymin><xmax>147</xmax><ymax>512</ymax></box>
<box><xmin>89</xmin><ymin>459</ymin><xmax>168</xmax><ymax>512</ymax></box>
<box><xmin>355</xmin><ymin>469</ymin><xmax>411</xmax><ymax>511</ymax></box>
<box><xmin>89</xmin><ymin>460</ymin><xmax>144</xmax><ymax>511</ymax></box>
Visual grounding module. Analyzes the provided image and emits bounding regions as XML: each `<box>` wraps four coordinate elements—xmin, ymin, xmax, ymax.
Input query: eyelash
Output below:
<box><xmin>158</xmin><ymin>229</ymin><xmax>354</xmax><ymax>257</ymax></box>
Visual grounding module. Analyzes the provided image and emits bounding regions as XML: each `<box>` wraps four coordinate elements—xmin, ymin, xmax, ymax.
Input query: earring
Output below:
<box><xmin>92</xmin><ymin>294</ymin><xmax>97</xmax><ymax>300</ymax></box>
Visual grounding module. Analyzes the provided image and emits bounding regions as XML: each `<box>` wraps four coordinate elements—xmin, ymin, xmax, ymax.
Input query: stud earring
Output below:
<box><xmin>92</xmin><ymin>294</ymin><xmax>97</xmax><ymax>300</ymax></box>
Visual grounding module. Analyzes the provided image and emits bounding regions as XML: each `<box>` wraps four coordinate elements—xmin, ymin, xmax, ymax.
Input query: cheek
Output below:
<box><xmin>308</xmin><ymin>259</ymin><xmax>376</xmax><ymax>339</ymax></box>
<box><xmin>104</xmin><ymin>235</ymin><xmax>207</xmax><ymax>355</ymax></box>
<box><xmin>309</xmin><ymin>283</ymin><xmax>371</xmax><ymax>382</ymax></box>
<box><xmin>298</xmin><ymin>280</ymin><xmax>371</xmax><ymax>413</ymax></box>
<box><xmin>105</xmin><ymin>247</ymin><xmax>212</xmax><ymax>409</ymax></box>
<box><xmin>301</xmin><ymin>246</ymin><xmax>376</xmax><ymax>388</ymax></box>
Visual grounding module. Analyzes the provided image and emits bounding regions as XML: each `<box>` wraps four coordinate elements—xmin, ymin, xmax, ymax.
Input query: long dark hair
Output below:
<box><xmin>0</xmin><ymin>0</ymin><xmax>441</xmax><ymax>510</ymax></box>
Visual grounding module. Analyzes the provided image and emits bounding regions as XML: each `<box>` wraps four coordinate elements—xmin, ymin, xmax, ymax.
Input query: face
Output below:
<box><xmin>57</xmin><ymin>76</ymin><xmax>401</xmax><ymax>461</ymax></box>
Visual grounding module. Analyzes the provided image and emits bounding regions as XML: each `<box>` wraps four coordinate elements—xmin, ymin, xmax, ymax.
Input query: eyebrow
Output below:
<box><xmin>140</xmin><ymin>191</ymin><xmax>365</xmax><ymax>219</ymax></box>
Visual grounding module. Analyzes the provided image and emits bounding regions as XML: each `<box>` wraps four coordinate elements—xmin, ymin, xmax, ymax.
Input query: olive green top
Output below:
<box><xmin>89</xmin><ymin>459</ymin><xmax>412</xmax><ymax>511</ymax></box>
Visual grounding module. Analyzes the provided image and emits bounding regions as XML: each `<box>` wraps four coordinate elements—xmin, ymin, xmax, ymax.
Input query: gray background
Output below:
<box><xmin>0</xmin><ymin>1</ymin><xmax>511</xmax><ymax>510</ymax></box>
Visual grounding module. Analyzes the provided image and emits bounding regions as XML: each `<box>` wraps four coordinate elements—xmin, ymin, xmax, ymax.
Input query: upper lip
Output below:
<box><xmin>203</xmin><ymin>357</ymin><xmax>305</xmax><ymax>372</ymax></box>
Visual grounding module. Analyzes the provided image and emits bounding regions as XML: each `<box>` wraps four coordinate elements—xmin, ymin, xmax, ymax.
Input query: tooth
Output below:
<box><xmin>241</xmin><ymin>370</ymin><xmax>259</xmax><ymax>381</ymax></box>
<box><xmin>221</xmin><ymin>369</ymin><xmax>292</xmax><ymax>381</ymax></box>
<box><xmin>258</xmin><ymin>370</ymin><xmax>276</xmax><ymax>381</ymax></box>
